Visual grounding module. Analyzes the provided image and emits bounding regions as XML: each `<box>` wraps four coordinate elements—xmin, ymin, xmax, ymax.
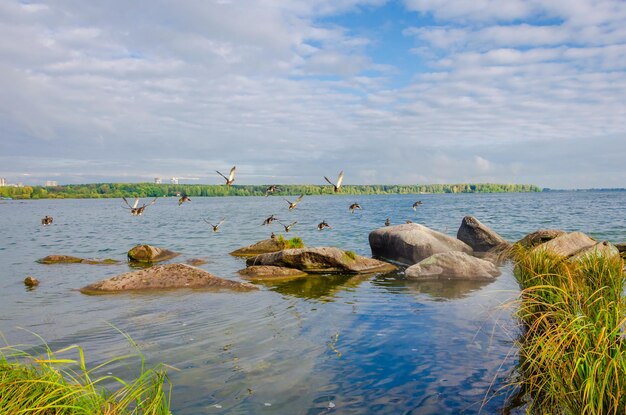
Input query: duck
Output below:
<box><xmin>412</xmin><ymin>201</ymin><xmax>423</xmax><ymax>211</ymax></box>
<box><xmin>262</xmin><ymin>214</ymin><xmax>278</xmax><ymax>226</ymax></box>
<box><xmin>324</xmin><ymin>171</ymin><xmax>344</xmax><ymax>192</ymax></box>
<box><xmin>349</xmin><ymin>202</ymin><xmax>362</xmax><ymax>213</ymax></box>
<box><xmin>122</xmin><ymin>197</ymin><xmax>157</xmax><ymax>216</ymax></box>
<box><xmin>216</xmin><ymin>166</ymin><xmax>236</xmax><ymax>186</ymax></box>
<box><xmin>278</xmin><ymin>220</ymin><xmax>297</xmax><ymax>233</ymax></box>
<box><xmin>179</xmin><ymin>194</ymin><xmax>191</xmax><ymax>205</ymax></box>
<box><xmin>385</xmin><ymin>218</ymin><xmax>391</xmax><ymax>226</ymax></box>
<box><xmin>265</xmin><ymin>185</ymin><xmax>279</xmax><ymax>196</ymax></box>
<box><xmin>317</xmin><ymin>220</ymin><xmax>331</xmax><ymax>230</ymax></box>
<box><xmin>203</xmin><ymin>218</ymin><xmax>225</xmax><ymax>232</ymax></box>
<box><xmin>284</xmin><ymin>194</ymin><xmax>304</xmax><ymax>210</ymax></box>
<box><xmin>41</xmin><ymin>215</ymin><xmax>53</xmax><ymax>225</ymax></box>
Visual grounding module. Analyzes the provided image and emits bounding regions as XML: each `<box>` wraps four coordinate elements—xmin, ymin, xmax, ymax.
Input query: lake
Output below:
<box><xmin>1</xmin><ymin>191</ymin><xmax>624</xmax><ymax>414</ymax></box>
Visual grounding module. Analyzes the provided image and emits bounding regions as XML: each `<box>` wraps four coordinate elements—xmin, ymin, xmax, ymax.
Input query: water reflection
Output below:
<box><xmin>373</xmin><ymin>276</ymin><xmax>496</xmax><ymax>300</ymax></box>
<box><xmin>260</xmin><ymin>273</ymin><xmax>369</xmax><ymax>301</ymax></box>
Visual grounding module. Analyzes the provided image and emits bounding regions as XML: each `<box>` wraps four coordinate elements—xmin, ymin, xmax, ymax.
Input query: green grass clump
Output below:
<box><xmin>0</xmin><ymin>333</ymin><xmax>172</xmax><ymax>415</ymax></box>
<box><xmin>276</xmin><ymin>235</ymin><xmax>304</xmax><ymax>249</ymax></box>
<box><xmin>344</xmin><ymin>251</ymin><xmax>357</xmax><ymax>260</ymax></box>
<box><xmin>509</xmin><ymin>246</ymin><xmax>626</xmax><ymax>414</ymax></box>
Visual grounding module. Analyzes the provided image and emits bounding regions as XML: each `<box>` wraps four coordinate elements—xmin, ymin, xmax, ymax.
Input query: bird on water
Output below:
<box><xmin>41</xmin><ymin>215</ymin><xmax>53</xmax><ymax>225</ymax></box>
<box><xmin>216</xmin><ymin>166</ymin><xmax>236</xmax><ymax>186</ymax></box>
<box><xmin>318</xmin><ymin>220</ymin><xmax>331</xmax><ymax>230</ymax></box>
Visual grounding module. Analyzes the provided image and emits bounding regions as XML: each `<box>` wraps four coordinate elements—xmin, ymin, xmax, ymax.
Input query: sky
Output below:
<box><xmin>1</xmin><ymin>0</ymin><xmax>625</xmax><ymax>189</ymax></box>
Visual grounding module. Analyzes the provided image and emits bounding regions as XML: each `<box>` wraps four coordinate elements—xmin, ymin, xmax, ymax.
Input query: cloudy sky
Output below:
<box><xmin>1</xmin><ymin>0</ymin><xmax>625</xmax><ymax>188</ymax></box>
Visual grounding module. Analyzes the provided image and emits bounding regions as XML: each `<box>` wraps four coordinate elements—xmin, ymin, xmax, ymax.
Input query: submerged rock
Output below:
<box><xmin>532</xmin><ymin>231</ymin><xmax>597</xmax><ymax>258</ymax></box>
<box><xmin>369</xmin><ymin>223</ymin><xmax>472</xmax><ymax>265</ymax></box>
<box><xmin>246</xmin><ymin>247</ymin><xmax>396</xmax><ymax>274</ymax></box>
<box><xmin>24</xmin><ymin>276</ymin><xmax>40</xmax><ymax>287</ymax></box>
<box><xmin>127</xmin><ymin>245</ymin><xmax>180</xmax><ymax>263</ymax></box>
<box><xmin>456</xmin><ymin>216</ymin><xmax>509</xmax><ymax>253</ymax></box>
<box><xmin>239</xmin><ymin>265</ymin><xmax>308</xmax><ymax>281</ymax></box>
<box><xmin>516</xmin><ymin>229</ymin><xmax>565</xmax><ymax>249</ymax></box>
<box><xmin>186</xmin><ymin>258</ymin><xmax>208</xmax><ymax>266</ymax></box>
<box><xmin>80</xmin><ymin>263</ymin><xmax>258</xmax><ymax>294</ymax></box>
<box><xmin>37</xmin><ymin>255</ymin><xmax>119</xmax><ymax>265</ymax></box>
<box><xmin>405</xmin><ymin>251</ymin><xmax>501</xmax><ymax>281</ymax></box>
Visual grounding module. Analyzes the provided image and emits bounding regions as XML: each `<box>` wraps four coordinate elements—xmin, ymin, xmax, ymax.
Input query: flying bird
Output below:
<box><xmin>278</xmin><ymin>220</ymin><xmax>297</xmax><ymax>232</ymax></box>
<box><xmin>262</xmin><ymin>214</ymin><xmax>278</xmax><ymax>226</ymax></box>
<box><xmin>203</xmin><ymin>218</ymin><xmax>225</xmax><ymax>232</ymax></box>
<box><xmin>216</xmin><ymin>166</ymin><xmax>236</xmax><ymax>186</ymax></box>
<box><xmin>179</xmin><ymin>194</ymin><xmax>191</xmax><ymax>206</ymax></box>
<box><xmin>122</xmin><ymin>197</ymin><xmax>157</xmax><ymax>216</ymax></box>
<box><xmin>412</xmin><ymin>201</ymin><xmax>423</xmax><ymax>211</ymax></box>
<box><xmin>385</xmin><ymin>218</ymin><xmax>391</xmax><ymax>226</ymax></box>
<box><xmin>284</xmin><ymin>195</ymin><xmax>304</xmax><ymax>210</ymax></box>
<box><xmin>317</xmin><ymin>220</ymin><xmax>331</xmax><ymax>230</ymax></box>
<box><xmin>324</xmin><ymin>171</ymin><xmax>344</xmax><ymax>192</ymax></box>
<box><xmin>349</xmin><ymin>203</ymin><xmax>362</xmax><ymax>213</ymax></box>
<box><xmin>41</xmin><ymin>215</ymin><xmax>53</xmax><ymax>225</ymax></box>
<box><xmin>265</xmin><ymin>185</ymin><xmax>280</xmax><ymax>196</ymax></box>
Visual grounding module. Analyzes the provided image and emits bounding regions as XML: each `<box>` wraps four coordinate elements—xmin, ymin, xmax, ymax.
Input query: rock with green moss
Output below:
<box><xmin>239</xmin><ymin>265</ymin><xmax>308</xmax><ymax>281</ymax></box>
<box><xmin>127</xmin><ymin>245</ymin><xmax>180</xmax><ymax>263</ymax></box>
<box><xmin>230</xmin><ymin>237</ymin><xmax>304</xmax><ymax>257</ymax></box>
<box><xmin>405</xmin><ymin>251</ymin><xmax>500</xmax><ymax>281</ymax></box>
<box><xmin>246</xmin><ymin>247</ymin><xmax>396</xmax><ymax>274</ymax></box>
<box><xmin>80</xmin><ymin>263</ymin><xmax>258</xmax><ymax>294</ymax></box>
<box><xmin>37</xmin><ymin>255</ymin><xmax>120</xmax><ymax>265</ymax></box>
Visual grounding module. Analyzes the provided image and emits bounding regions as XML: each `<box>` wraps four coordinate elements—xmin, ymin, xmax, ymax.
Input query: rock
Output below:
<box><xmin>369</xmin><ymin>223</ymin><xmax>473</xmax><ymax>265</ymax></box>
<box><xmin>615</xmin><ymin>242</ymin><xmax>626</xmax><ymax>258</ymax></box>
<box><xmin>570</xmin><ymin>241</ymin><xmax>620</xmax><ymax>261</ymax></box>
<box><xmin>186</xmin><ymin>258</ymin><xmax>208</xmax><ymax>266</ymax></box>
<box><xmin>230</xmin><ymin>239</ymin><xmax>286</xmax><ymax>257</ymax></box>
<box><xmin>480</xmin><ymin>243</ymin><xmax>513</xmax><ymax>265</ymax></box>
<box><xmin>405</xmin><ymin>251</ymin><xmax>501</xmax><ymax>281</ymax></box>
<box><xmin>246</xmin><ymin>247</ymin><xmax>397</xmax><ymax>274</ymax></box>
<box><xmin>24</xmin><ymin>276</ymin><xmax>39</xmax><ymax>287</ymax></box>
<box><xmin>127</xmin><ymin>245</ymin><xmax>180</xmax><ymax>263</ymax></box>
<box><xmin>456</xmin><ymin>216</ymin><xmax>509</xmax><ymax>253</ymax></box>
<box><xmin>37</xmin><ymin>255</ymin><xmax>120</xmax><ymax>265</ymax></box>
<box><xmin>80</xmin><ymin>263</ymin><xmax>258</xmax><ymax>294</ymax></box>
<box><xmin>239</xmin><ymin>266</ymin><xmax>308</xmax><ymax>281</ymax></box>
<box><xmin>532</xmin><ymin>231</ymin><xmax>596</xmax><ymax>258</ymax></box>
<box><xmin>516</xmin><ymin>229</ymin><xmax>565</xmax><ymax>249</ymax></box>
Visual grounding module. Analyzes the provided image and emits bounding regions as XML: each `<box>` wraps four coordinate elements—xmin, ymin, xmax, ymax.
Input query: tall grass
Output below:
<box><xmin>0</xmin><ymin>331</ymin><xmax>172</xmax><ymax>415</ymax></box>
<box><xmin>510</xmin><ymin>246</ymin><xmax>626</xmax><ymax>414</ymax></box>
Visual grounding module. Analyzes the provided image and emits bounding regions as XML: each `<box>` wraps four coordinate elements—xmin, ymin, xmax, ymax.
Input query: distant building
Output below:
<box><xmin>154</xmin><ymin>177</ymin><xmax>162</xmax><ymax>184</ymax></box>
<box><xmin>0</xmin><ymin>177</ymin><xmax>5</xmax><ymax>186</ymax></box>
<box><xmin>170</xmin><ymin>177</ymin><xmax>179</xmax><ymax>184</ymax></box>
<box><xmin>45</xmin><ymin>180</ymin><xmax>58</xmax><ymax>186</ymax></box>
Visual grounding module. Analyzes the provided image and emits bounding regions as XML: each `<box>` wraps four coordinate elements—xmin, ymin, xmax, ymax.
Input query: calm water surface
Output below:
<box><xmin>1</xmin><ymin>192</ymin><xmax>624</xmax><ymax>414</ymax></box>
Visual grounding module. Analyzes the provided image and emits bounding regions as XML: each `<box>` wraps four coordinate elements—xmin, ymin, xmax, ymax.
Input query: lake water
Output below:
<box><xmin>1</xmin><ymin>191</ymin><xmax>624</xmax><ymax>414</ymax></box>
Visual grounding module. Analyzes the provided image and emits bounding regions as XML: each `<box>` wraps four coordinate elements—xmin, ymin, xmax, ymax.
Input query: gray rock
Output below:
<box><xmin>127</xmin><ymin>245</ymin><xmax>180</xmax><ymax>263</ymax></box>
<box><xmin>246</xmin><ymin>247</ymin><xmax>397</xmax><ymax>274</ymax></box>
<box><xmin>37</xmin><ymin>255</ymin><xmax>120</xmax><ymax>265</ymax></box>
<box><xmin>516</xmin><ymin>229</ymin><xmax>565</xmax><ymax>249</ymax></box>
<box><xmin>80</xmin><ymin>263</ymin><xmax>258</xmax><ymax>293</ymax></box>
<box><xmin>230</xmin><ymin>239</ymin><xmax>285</xmax><ymax>257</ymax></box>
<box><xmin>239</xmin><ymin>266</ymin><xmax>308</xmax><ymax>281</ymax></box>
<box><xmin>570</xmin><ymin>241</ymin><xmax>620</xmax><ymax>261</ymax></box>
<box><xmin>532</xmin><ymin>231</ymin><xmax>596</xmax><ymax>258</ymax></box>
<box><xmin>369</xmin><ymin>223</ymin><xmax>473</xmax><ymax>265</ymax></box>
<box><xmin>615</xmin><ymin>242</ymin><xmax>626</xmax><ymax>258</ymax></box>
<box><xmin>457</xmin><ymin>216</ymin><xmax>509</xmax><ymax>253</ymax></box>
<box><xmin>405</xmin><ymin>251</ymin><xmax>501</xmax><ymax>281</ymax></box>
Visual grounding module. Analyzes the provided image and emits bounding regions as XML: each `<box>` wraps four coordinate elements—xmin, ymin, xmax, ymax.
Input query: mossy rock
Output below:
<box><xmin>37</xmin><ymin>255</ymin><xmax>120</xmax><ymax>265</ymax></box>
<box><xmin>127</xmin><ymin>245</ymin><xmax>180</xmax><ymax>263</ymax></box>
<box><xmin>230</xmin><ymin>237</ymin><xmax>305</xmax><ymax>257</ymax></box>
<box><xmin>239</xmin><ymin>266</ymin><xmax>308</xmax><ymax>281</ymax></box>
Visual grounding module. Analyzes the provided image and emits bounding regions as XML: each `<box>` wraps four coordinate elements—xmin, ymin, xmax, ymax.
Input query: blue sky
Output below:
<box><xmin>1</xmin><ymin>0</ymin><xmax>625</xmax><ymax>188</ymax></box>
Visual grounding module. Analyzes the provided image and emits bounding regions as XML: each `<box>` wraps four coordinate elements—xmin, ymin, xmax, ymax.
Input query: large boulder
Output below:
<box><xmin>246</xmin><ymin>247</ymin><xmax>396</xmax><ymax>274</ymax></box>
<box><xmin>127</xmin><ymin>245</ymin><xmax>180</xmax><ymax>263</ymax></box>
<box><xmin>457</xmin><ymin>216</ymin><xmax>509</xmax><ymax>253</ymax></box>
<box><xmin>570</xmin><ymin>241</ymin><xmax>620</xmax><ymax>261</ymax></box>
<box><xmin>80</xmin><ymin>263</ymin><xmax>258</xmax><ymax>294</ymax></box>
<box><xmin>532</xmin><ymin>231</ymin><xmax>596</xmax><ymax>258</ymax></box>
<box><xmin>37</xmin><ymin>255</ymin><xmax>119</xmax><ymax>265</ymax></box>
<box><xmin>405</xmin><ymin>251</ymin><xmax>501</xmax><ymax>281</ymax></box>
<box><xmin>230</xmin><ymin>239</ymin><xmax>285</xmax><ymax>257</ymax></box>
<box><xmin>239</xmin><ymin>266</ymin><xmax>308</xmax><ymax>281</ymax></box>
<box><xmin>615</xmin><ymin>242</ymin><xmax>626</xmax><ymax>258</ymax></box>
<box><xmin>516</xmin><ymin>229</ymin><xmax>565</xmax><ymax>249</ymax></box>
<box><xmin>369</xmin><ymin>223</ymin><xmax>473</xmax><ymax>265</ymax></box>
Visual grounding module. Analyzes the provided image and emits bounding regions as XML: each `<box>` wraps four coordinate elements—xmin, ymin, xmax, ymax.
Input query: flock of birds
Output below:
<box><xmin>40</xmin><ymin>168</ymin><xmax>424</xmax><ymax>233</ymax></box>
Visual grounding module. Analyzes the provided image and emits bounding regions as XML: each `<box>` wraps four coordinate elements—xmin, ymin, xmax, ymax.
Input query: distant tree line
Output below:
<box><xmin>0</xmin><ymin>183</ymin><xmax>542</xmax><ymax>199</ymax></box>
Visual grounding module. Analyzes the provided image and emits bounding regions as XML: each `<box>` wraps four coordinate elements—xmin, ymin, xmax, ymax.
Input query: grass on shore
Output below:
<box><xmin>509</xmin><ymin>246</ymin><xmax>626</xmax><ymax>415</ymax></box>
<box><xmin>0</xmin><ymin>332</ymin><xmax>172</xmax><ymax>415</ymax></box>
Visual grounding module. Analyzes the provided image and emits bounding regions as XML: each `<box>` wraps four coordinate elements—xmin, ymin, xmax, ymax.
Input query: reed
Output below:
<box><xmin>0</xmin><ymin>332</ymin><xmax>172</xmax><ymax>415</ymax></box>
<box><xmin>509</xmin><ymin>246</ymin><xmax>626</xmax><ymax>414</ymax></box>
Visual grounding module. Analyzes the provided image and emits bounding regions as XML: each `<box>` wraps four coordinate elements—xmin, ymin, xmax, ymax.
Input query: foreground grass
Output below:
<box><xmin>510</xmin><ymin>247</ymin><xmax>626</xmax><ymax>414</ymax></box>
<box><xmin>0</xmin><ymin>333</ymin><xmax>172</xmax><ymax>415</ymax></box>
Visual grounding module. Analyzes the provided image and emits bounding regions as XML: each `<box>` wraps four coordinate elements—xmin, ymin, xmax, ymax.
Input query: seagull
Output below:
<box><xmin>179</xmin><ymin>194</ymin><xmax>191</xmax><ymax>206</ymax></box>
<box><xmin>278</xmin><ymin>220</ymin><xmax>297</xmax><ymax>233</ymax></box>
<box><xmin>385</xmin><ymin>218</ymin><xmax>391</xmax><ymax>226</ymax></box>
<box><xmin>349</xmin><ymin>203</ymin><xmax>362</xmax><ymax>213</ymax></box>
<box><xmin>317</xmin><ymin>220</ymin><xmax>331</xmax><ymax>230</ymax></box>
<box><xmin>216</xmin><ymin>166</ymin><xmax>236</xmax><ymax>186</ymax></box>
<box><xmin>262</xmin><ymin>214</ymin><xmax>278</xmax><ymax>226</ymax></box>
<box><xmin>284</xmin><ymin>195</ymin><xmax>304</xmax><ymax>210</ymax></box>
<box><xmin>324</xmin><ymin>171</ymin><xmax>344</xmax><ymax>192</ymax></box>
<box><xmin>203</xmin><ymin>218</ymin><xmax>225</xmax><ymax>232</ymax></box>
<box><xmin>122</xmin><ymin>197</ymin><xmax>157</xmax><ymax>216</ymax></box>
<box><xmin>41</xmin><ymin>215</ymin><xmax>53</xmax><ymax>225</ymax></box>
<box><xmin>265</xmin><ymin>185</ymin><xmax>280</xmax><ymax>196</ymax></box>
<box><xmin>412</xmin><ymin>201</ymin><xmax>423</xmax><ymax>211</ymax></box>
